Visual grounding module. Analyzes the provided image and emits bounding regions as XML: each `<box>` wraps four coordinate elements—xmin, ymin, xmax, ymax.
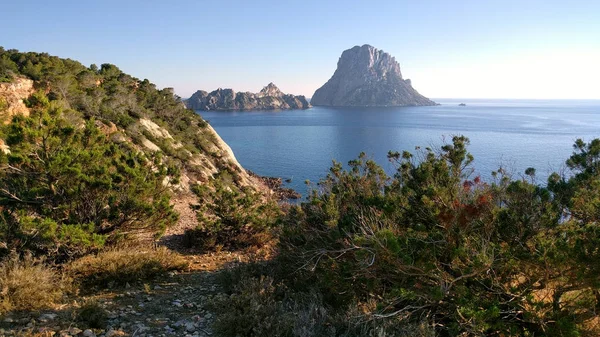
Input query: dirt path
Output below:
<box><xmin>0</xmin><ymin>250</ymin><xmax>254</xmax><ymax>337</ymax></box>
<box><xmin>159</xmin><ymin>192</ymin><xmax>199</xmax><ymax>251</ymax></box>
<box><xmin>0</xmin><ymin>191</ymin><xmax>270</xmax><ymax>337</ymax></box>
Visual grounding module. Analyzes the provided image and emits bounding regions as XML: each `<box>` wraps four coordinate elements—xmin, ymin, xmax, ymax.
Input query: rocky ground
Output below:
<box><xmin>0</xmin><ymin>188</ymin><xmax>272</xmax><ymax>337</ymax></box>
<box><xmin>0</xmin><ymin>251</ymin><xmax>255</xmax><ymax>337</ymax></box>
<box><xmin>0</xmin><ymin>189</ymin><xmax>277</xmax><ymax>337</ymax></box>
<box><xmin>247</xmin><ymin>171</ymin><xmax>301</xmax><ymax>200</ymax></box>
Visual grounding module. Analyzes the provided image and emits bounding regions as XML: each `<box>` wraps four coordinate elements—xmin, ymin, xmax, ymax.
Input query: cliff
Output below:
<box><xmin>0</xmin><ymin>77</ymin><xmax>34</xmax><ymax>123</ymax></box>
<box><xmin>311</xmin><ymin>45</ymin><xmax>436</xmax><ymax>107</ymax></box>
<box><xmin>185</xmin><ymin>83</ymin><xmax>311</xmax><ymax>111</ymax></box>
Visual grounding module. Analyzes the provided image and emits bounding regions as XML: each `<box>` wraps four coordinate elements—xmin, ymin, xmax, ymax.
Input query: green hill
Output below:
<box><xmin>0</xmin><ymin>47</ymin><xmax>269</xmax><ymax>258</ymax></box>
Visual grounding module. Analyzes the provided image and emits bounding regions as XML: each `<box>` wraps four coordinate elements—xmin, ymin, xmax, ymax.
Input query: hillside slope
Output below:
<box><xmin>0</xmin><ymin>48</ymin><xmax>273</xmax><ymax>256</ymax></box>
<box><xmin>0</xmin><ymin>48</ymin><xmax>262</xmax><ymax>192</ymax></box>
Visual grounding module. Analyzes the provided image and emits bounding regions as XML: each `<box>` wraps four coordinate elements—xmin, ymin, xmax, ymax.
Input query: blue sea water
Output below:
<box><xmin>198</xmin><ymin>99</ymin><xmax>600</xmax><ymax>196</ymax></box>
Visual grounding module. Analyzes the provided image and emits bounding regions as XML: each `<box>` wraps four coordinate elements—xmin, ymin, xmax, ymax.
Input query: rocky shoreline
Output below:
<box><xmin>247</xmin><ymin>170</ymin><xmax>301</xmax><ymax>200</ymax></box>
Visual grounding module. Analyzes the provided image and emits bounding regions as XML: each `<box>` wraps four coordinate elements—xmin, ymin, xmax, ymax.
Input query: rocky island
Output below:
<box><xmin>185</xmin><ymin>83</ymin><xmax>311</xmax><ymax>111</ymax></box>
<box><xmin>311</xmin><ymin>44</ymin><xmax>436</xmax><ymax>107</ymax></box>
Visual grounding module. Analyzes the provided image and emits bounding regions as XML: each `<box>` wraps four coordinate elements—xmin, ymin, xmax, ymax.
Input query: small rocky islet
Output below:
<box><xmin>311</xmin><ymin>44</ymin><xmax>437</xmax><ymax>107</ymax></box>
<box><xmin>184</xmin><ymin>83</ymin><xmax>311</xmax><ymax>111</ymax></box>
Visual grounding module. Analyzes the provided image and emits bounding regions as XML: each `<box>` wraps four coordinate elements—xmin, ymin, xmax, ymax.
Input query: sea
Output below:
<box><xmin>198</xmin><ymin>99</ymin><xmax>600</xmax><ymax>197</ymax></box>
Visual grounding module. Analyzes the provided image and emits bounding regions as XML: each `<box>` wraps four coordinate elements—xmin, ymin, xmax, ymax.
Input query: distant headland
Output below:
<box><xmin>184</xmin><ymin>83</ymin><xmax>311</xmax><ymax>111</ymax></box>
<box><xmin>311</xmin><ymin>45</ymin><xmax>436</xmax><ymax>107</ymax></box>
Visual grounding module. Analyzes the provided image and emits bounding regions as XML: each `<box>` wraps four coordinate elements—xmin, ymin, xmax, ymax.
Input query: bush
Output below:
<box><xmin>188</xmin><ymin>173</ymin><xmax>281</xmax><ymax>251</ymax></box>
<box><xmin>211</xmin><ymin>267</ymin><xmax>436</xmax><ymax>337</ymax></box>
<box><xmin>77</xmin><ymin>300</ymin><xmax>108</xmax><ymax>329</ymax></box>
<box><xmin>210</xmin><ymin>137</ymin><xmax>600</xmax><ymax>336</ymax></box>
<box><xmin>67</xmin><ymin>247</ymin><xmax>187</xmax><ymax>287</ymax></box>
<box><xmin>271</xmin><ymin>136</ymin><xmax>600</xmax><ymax>336</ymax></box>
<box><xmin>0</xmin><ymin>255</ymin><xmax>70</xmax><ymax>314</ymax></box>
<box><xmin>0</xmin><ymin>108</ymin><xmax>178</xmax><ymax>259</ymax></box>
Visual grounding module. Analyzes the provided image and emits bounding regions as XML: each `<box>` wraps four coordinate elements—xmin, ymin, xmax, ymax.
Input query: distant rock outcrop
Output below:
<box><xmin>185</xmin><ymin>83</ymin><xmax>311</xmax><ymax>111</ymax></box>
<box><xmin>311</xmin><ymin>45</ymin><xmax>436</xmax><ymax>107</ymax></box>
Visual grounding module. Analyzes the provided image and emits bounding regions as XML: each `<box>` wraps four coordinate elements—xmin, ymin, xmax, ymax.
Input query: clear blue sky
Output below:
<box><xmin>3</xmin><ymin>0</ymin><xmax>599</xmax><ymax>99</ymax></box>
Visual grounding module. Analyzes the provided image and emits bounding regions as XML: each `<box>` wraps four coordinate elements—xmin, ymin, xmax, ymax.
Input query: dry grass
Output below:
<box><xmin>67</xmin><ymin>247</ymin><xmax>188</xmax><ymax>287</ymax></box>
<box><xmin>0</xmin><ymin>255</ymin><xmax>70</xmax><ymax>314</ymax></box>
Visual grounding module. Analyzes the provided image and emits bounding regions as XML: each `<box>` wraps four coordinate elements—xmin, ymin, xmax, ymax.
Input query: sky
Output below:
<box><xmin>2</xmin><ymin>0</ymin><xmax>600</xmax><ymax>99</ymax></box>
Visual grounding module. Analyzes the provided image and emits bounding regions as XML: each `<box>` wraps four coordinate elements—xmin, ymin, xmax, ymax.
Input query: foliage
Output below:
<box><xmin>76</xmin><ymin>300</ymin><xmax>108</xmax><ymax>329</ymax></box>
<box><xmin>0</xmin><ymin>105</ymin><xmax>177</xmax><ymax>259</ymax></box>
<box><xmin>67</xmin><ymin>247</ymin><xmax>187</xmax><ymax>287</ymax></box>
<box><xmin>0</xmin><ymin>47</ymin><xmax>222</xmax><ymax>186</ymax></box>
<box><xmin>211</xmin><ymin>265</ymin><xmax>436</xmax><ymax>337</ymax></box>
<box><xmin>187</xmin><ymin>173</ymin><xmax>281</xmax><ymax>251</ymax></box>
<box><xmin>0</xmin><ymin>47</ymin><xmax>271</xmax><ymax>259</ymax></box>
<box><xmin>0</xmin><ymin>254</ymin><xmax>70</xmax><ymax>314</ymax></box>
<box><xmin>217</xmin><ymin>136</ymin><xmax>600</xmax><ymax>336</ymax></box>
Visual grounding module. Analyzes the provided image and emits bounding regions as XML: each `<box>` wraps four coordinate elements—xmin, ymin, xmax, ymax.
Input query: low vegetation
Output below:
<box><xmin>186</xmin><ymin>172</ymin><xmax>281</xmax><ymax>251</ymax></box>
<box><xmin>0</xmin><ymin>255</ymin><xmax>70</xmax><ymax>314</ymax></box>
<box><xmin>0</xmin><ymin>109</ymin><xmax>177</xmax><ymax>260</ymax></box>
<box><xmin>216</xmin><ymin>136</ymin><xmax>600</xmax><ymax>337</ymax></box>
<box><xmin>68</xmin><ymin>247</ymin><xmax>188</xmax><ymax>287</ymax></box>
<box><xmin>76</xmin><ymin>300</ymin><xmax>109</xmax><ymax>329</ymax></box>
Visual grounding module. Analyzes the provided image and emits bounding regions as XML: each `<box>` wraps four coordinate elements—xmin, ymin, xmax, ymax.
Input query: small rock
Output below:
<box><xmin>69</xmin><ymin>327</ymin><xmax>83</xmax><ymax>335</ymax></box>
<box><xmin>105</xmin><ymin>329</ymin><xmax>127</xmax><ymax>337</ymax></box>
<box><xmin>39</xmin><ymin>313</ymin><xmax>58</xmax><ymax>322</ymax></box>
<box><xmin>204</xmin><ymin>313</ymin><xmax>212</xmax><ymax>319</ymax></box>
<box><xmin>83</xmin><ymin>329</ymin><xmax>96</xmax><ymax>337</ymax></box>
<box><xmin>185</xmin><ymin>322</ymin><xmax>196</xmax><ymax>332</ymax></box>
<box><xmin>38</xmin><ymin>328</ymin><xmax>56</xmax><ymax>335</ymax></box>
<box><xmin>3</xmin><ymin>317</ymin><xmax>14</xmax><ymax>323</ymax></box>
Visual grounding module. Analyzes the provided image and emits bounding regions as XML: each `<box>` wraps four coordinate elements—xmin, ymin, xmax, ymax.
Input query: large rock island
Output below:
<box><xmin>185</xmin><ymin>83</ymin><xmax>311</xmax><ymax>111</ymax></box>
<box><xmin>311</xmin><ymin>45</ymin><xmax>436</xmax><ymax>107</ymax></box>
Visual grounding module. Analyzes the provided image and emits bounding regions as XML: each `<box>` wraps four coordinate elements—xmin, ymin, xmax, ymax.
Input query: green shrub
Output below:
<box><xmin>210</xmin><ymin>275</ymin><xmax>328</xmax><ymax>337</ymax></box>
<box><xmin>77</xmin><ymin>300</ymin><xmax>108</xmax><ymax>329</ymax></box>
<box><xmin>0</xmin><ymin>255</ymin><xmax>70</xmax><ymax>314</ymax></box>
<box><xmin>211</xmin><ymin>267</ymin><xmax>436</xmax><ymax>337</ymax></box>
<box><xmin>188</xmin><ymin>173</ymin><xmax>281</xmax><ymax>251</ymax></box>
<box><xmin>0</xmin><ymin>108</ymin><xmax>178</xmax><ymax>259</ymax></box>
<box><xmin>67</xmin><ymin>247</ymin><xmax>187</xmax><ymax>287</ymax></box>
<box><xmin>272</xmin><ymin>136</ymin><xmax>599</xmax><ymax>336</ymax></box>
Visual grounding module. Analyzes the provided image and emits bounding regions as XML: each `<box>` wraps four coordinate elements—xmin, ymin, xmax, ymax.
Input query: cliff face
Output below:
<box><xmin>185</xmin><ymin>83</ymin><xmax>311</xmax><ymax>111</ymax></box>
<box><xmin>0</xmin><ymin>77</ymin><xmax>34</xmax><ymax>123</ymax></box>
<box><xmin>311</xmin><ymin>45</ymin><xmax>436</xmax><ymax>107</ymax></box>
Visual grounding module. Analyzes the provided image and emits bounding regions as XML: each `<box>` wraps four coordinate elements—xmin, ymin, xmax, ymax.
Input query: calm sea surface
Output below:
<box><xmin>199</xmin><ymin>99</ymin><xmax>600</xmax><ymax>196</ymax></box>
